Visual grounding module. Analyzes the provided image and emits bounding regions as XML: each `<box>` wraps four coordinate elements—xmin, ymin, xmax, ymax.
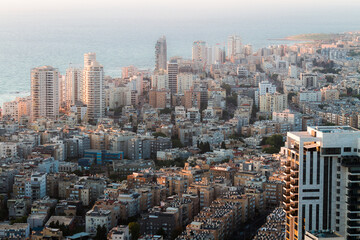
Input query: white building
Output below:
<box><xmin>155</xmin><ymin>36</ymin><xmax>167</xmax><ymax>71</ymax></box>
<box><xmin>177</xmin><ymin>73</ymin><xmax>196</xmax><ymax>94</ymax></box>
<box><xmin>227</xmin><ymin>35</ymin><xmax>242</xmax><ymax>60</ymax></box>
<box><xmin>259</xmin><ymin>93</ymin><xmax>287</xmax><ymax>113</ymax></box>
<box><xmin>85</xmin><ymin>207</ymin><xmax>112</xmax><ymax>235</ymax></box>
<box><xmin>2</xmin><ymin>100</ymin><xmax>18</xmax><ymax>120</ymax></box>
<box><xmin>65</xmin><ymin>66</ymin><xmax>82</xmax><ymax>107</ymax></box>
<box><xmin>108</xmin><ymin>225</ymin><xmax>131</xmax><ymax>240</ymax></box>
<box><xmin>272</xmin><ymin>109</ymin><xmax>302</xmax><ymax>131</ymax></box>
<box><xmin>31</xmin><ymin>66</ymin><xmax>59</xmax><ymax>121</ymax></box>
<box><xmin>283</xmin><ymin>126</ymin><xmax>360</xmax><ymax>240</ymax></box>
<box><xmin>151</xmin><ymin>71</ymin><xmax>169</xmax><ymax>90</ymax></box>
<box><xmin>0</xmin><ymin>142</ymin><xmax>18</xmax><ymax>159</ymax></box>
<box><xmin>192</xmin><ymin>41</ymin><xmax>207</xmax><ymax>63</ymax></box>
<box><xmin>25</xmin><ymin>172</ymin><xmax>47</xmax><ymax>201</ymax></box>
<box><xmin>82</xmin><ymin>53</ymin><xmax>105</xmax><ymax>122</ymax></box>
<box><xmin>300</xmin><ymin>73</ymin><xmax>318</xmax><ymax>89</ymax></box>
<box><xmin>255</xmin><ymin>81</ymin><xmax>277</xmax><ymax>106</ymax></box>
<box><xmin>299</xmin><ymin>91</ymin><xmax>322</xmax><ymax>102</ymax></box>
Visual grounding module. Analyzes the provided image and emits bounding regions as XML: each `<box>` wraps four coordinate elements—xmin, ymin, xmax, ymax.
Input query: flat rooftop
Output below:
<box><xmin>310</xmin><ymin>126</ymin><xmax>359</xmax><ymax>133</ymax></box>
<box><xmin>307</xmin><ymin>230</ymin><xmax>342</xmax><ymax>238</ymax></box>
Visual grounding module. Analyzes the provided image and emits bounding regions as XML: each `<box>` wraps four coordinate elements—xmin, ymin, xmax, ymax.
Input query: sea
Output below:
<box><xmin>1</xmin><ymin>16</ymin><xmax>360</xmax><ymax>106</ymax></box>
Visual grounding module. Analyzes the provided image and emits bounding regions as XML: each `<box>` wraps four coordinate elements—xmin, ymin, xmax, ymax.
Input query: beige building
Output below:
<box><xmin>31</xmin><ymin>66</ymin><xmax>59</xmax><ymax>121</ymax></box>
<box><xmin>65</xmin><ymin>67</ymin><xmax>82</xmax><ymax>108</ymax></box>
<box><xmin>259</xmin><ymin>92</ymin><xmax>288</xmax><ymax>113</ymax></box>
<box><xmin>321</xmin><ymin>88</ymin><xmax>340</xmax><ymax>101</ymax></box>
<box><xmin>149</xmin><ymin>89</ymin><xmax>171</xmax><ymax>109</ymax></box>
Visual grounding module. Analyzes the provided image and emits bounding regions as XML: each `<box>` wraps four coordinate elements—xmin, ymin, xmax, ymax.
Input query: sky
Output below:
<box><xmin>2</xmin><ymin>0</ymin><xmax>360</xmax><ymax>22</ymax></box>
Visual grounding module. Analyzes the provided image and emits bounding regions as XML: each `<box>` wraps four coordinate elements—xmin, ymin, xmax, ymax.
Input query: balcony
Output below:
<box><xmin>348</xmin><ymin>213</ymin><xmax>360</xmax><ymax>220</ymax></box>
<box><xmin>347</xmin><ymin>221</ymin><xmax>360</xmax><ymax>228</ymax></box>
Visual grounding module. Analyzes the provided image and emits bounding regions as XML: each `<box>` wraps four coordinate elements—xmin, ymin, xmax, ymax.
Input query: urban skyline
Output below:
<box><xmin>2</xmin><ymin>1</ymin><xmax>360</xmax><ymax>239</ymax></box>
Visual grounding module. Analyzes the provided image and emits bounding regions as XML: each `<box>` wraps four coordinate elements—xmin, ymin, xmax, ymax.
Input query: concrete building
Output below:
<box><xmin>167</xmin><ymin>60</ymin><xmax>178</xmax><ymax>94</ymax></box>
<box><xmin>151</xmin><ymin>70</ymin><xmax>169</xmax><ymax>90</ymax></box>
<box><xmin>65</xmin><ymin>67</ymin><xmax>82</xmax><ymax>108</ymax></box>
<box><xmin>255</xmin><ymin>81</ymin><xmax>277</xmax><ymax>106</ymax></box>
<box><xmin>0</xmin><ymin>223</ymin><xmax>30</xmax><ymax>239</ymax></box>
<box><xmin>31</xmin><ymin>66</ymin><xmax>59</xmax><ymax>121</ymax></box>
<box><xmin>299</xmin><ymin>91</ymin><xmax>322</xmax><ymax>102</ymax></box>
<box><xmin>155</xmin><ymin>36</ymin><xmax>167</xmax><ymax>71</ymax></box>
<box><xmin>192</xmin><ymin>41</ymin><xmax>207</xmax><ymax>63</ymax></box>
<box><xmin>86</xmin><ymin>207</ymin><xmax>112</xmax><ymax>235</ymax></box>
<box><xmin>25</xmin><ymin>172</ymin><xmax>47</xmax><ymax>201</ymax></box>
<box><xmin>149</xmin><ymin>89</ymin><xmax>171</xmax><ymax>109</ymax></box>
<box><xmin>227</xmin><ymin>35</ymin><xmax>242</xmax><ymax>61</ymax></box>
<box><xmin>82</xmin><ymin>53</ymin><xmax>105</xmax><ymax>122</ymax></box>
<box><xmin>259</xmin><ymin>93</ymin><xmax>288</xmax><ymax>113</ymax></box>
<box><xmin>282</xmin><ymin>126</ymin><xmax>360</xmax><ymax>240</ymax></box>
<box><xmin>300</xmin><ymin>73</ymin><xmax>318</xmax><ymax>89</ymax></box>
<box><xmin>177</xmin><ymin>73</ymin><xmax>196</xmax><ymax>94</ymax></box>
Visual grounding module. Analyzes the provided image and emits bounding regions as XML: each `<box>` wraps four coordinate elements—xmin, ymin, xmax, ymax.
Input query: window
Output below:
<box><xmin>321</xmin><ymin>148</ymin><xmax>341</xmax><ymax>155</ymax></box>
<box><xmin>344</xmin><ymin>147</ymin><xmax>351</xmax><ymax>152</ymax></box>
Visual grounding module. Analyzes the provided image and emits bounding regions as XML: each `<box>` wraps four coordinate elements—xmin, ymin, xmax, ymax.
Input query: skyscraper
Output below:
<box><xmin>82</xmin><ymin>53</ymin><xmax>105</xmax><ymax>122</ymax></box>
<box><xmin>192</xmin><ymin>41</ymin><xmax>207</xmax><ymax>63</ymax></box>
<box><xmin>283</xmin><ymin>126</ymin><xmax>360</xmax><ymax>240</ymax></box>
<box><xmin>65</xmin><ymin>66</ymin><xmax>82</xmax><ymax>107</ymax></box>
<box><xmin>227</xmin><ymin>35</ymin><xmax>242</xmax><ymax>60</ymax></box>
<box><xmin>167</xmin><ymin>59</ymin><xmax>178</xmax><ymax>94</ymax></box>
<box><xmin>155</xmin><ymin>36</ymin><xmax>167</xmax><ymax>71</ymax></box>
<box><xmin>30</xmin><ymin>66</ymin><xmax>59</xmax><ymax>121</ymax></box>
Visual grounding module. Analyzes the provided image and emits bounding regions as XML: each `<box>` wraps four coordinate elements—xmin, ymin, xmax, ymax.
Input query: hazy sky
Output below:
<box><xmin>2</xmin><ymin>0</ymin><xmax>360</xmax><ymax>22</ymax></box>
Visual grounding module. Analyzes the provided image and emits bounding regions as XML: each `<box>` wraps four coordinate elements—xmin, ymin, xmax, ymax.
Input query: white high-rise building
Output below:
<box><xmin>167</xmin><ymin>60</ymin><xmax>178</xmax><ymax>94</ymax></box>
<box><xmin>213</xmin><ymin>43</ymin><xmax>225</xmax><ymax>64</ymax></box>
<box><xmin>155</xmin><ymin>36</ymin><xmax>167</xmax><ymax>71</ymax></box>
<box><xmin>65</xmin><ymin>67</ymin><xmax>82</xmax><ymax>107</ymax></box>
<box><xmin>84</xmin><ymin>52</ymin><xmax>97</xmax><ymax>67</ymax></box>
<box><xmin>259</xmin><ymin>92</ymin><xmax>287</xmax><ymax>113</ymax></box>
<box><xmin>283</xmin><ymin>126</ymin><xmax>360</xmax><ymax>240</ymax></box>
<box><xmin>151</xmin><ymin>70</ymin><xmax>169</xmax><ymax>90</ymax></box>
<box><xmin>177</xmin><ymin>73</ymin><xmax>196</xmax><ymax>94</ymax></box>
<box><xmin>192</xmin><ymin>41</ymin><xmax>207</xmax><ymax>63</ymax></box>
<box><xmin>227</xmin><ymin>35</ymin><xmax>242</xmax><ymax>59</ymax></box>
<box><xmin>31</xmin><ymin>66</ymin><xmax>59</xmax><ymax>121</ymax></box>
<box><xmin>254</xmin><ymin>80</ymin><xmax>277</xmax><ymax>106</ymax></box>
<box><xmin>82</xmin><ymin>53</ymin><xmax>105</xmax><ymax>122</ymax></box>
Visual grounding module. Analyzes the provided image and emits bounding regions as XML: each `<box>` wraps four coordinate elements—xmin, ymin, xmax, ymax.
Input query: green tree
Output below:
<box><xmin>221</xmin><ymin>83</ymin><xmax>232</xmax><ymax>95</ymax></box>
<box><xmin>221</xmin><ymin>141</ymin><xmax>227</xmax><ymax>149</ymax></box>
<box><xmin>172</xmin><ymin>139</ymin><xmax>184</xmax><ymax>148</ymax></box>
<box><xmin>159</xmin><ymin>108</ymin><xmax>172</xmax><ymax>114</ymax></box>
<box><xmin>94</xmin><ymin>225</ymin><xmax>107</xmax><ymax>240</ymax></box>
<box><xmin>152</xmin><ymin>132</ymin><xmax>167</xmax><ymax>138</ymax></box>
<box><xmin>156</xmin><ymin>228</ymin><xmax>167</xmax><ymax>238</ymax></box>
<box><xmin>129</xmin><ymin>222</ymin><xmax>140</xmax><ymax>240</ymax></box>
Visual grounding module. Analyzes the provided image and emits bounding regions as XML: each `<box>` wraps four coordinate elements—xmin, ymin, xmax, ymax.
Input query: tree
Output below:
<box><xmin>287</xmin><ymin>92</ymin><xmax>297</xmax><ymax>102</ymax></box>
<box><xmin>159</xmin><ymin>108</ymin><xmax>172</xmax><ymax>114</ymax></box>
<box><xmin>94</xmin><ymin>225</ymin><xmax>107</xmax><ymax>240</ymax></box>
<box><xmin>152</xmin><ymin>132</ymin><xmax>167</xmax><ymax>138</ymax></box>
<box><xmin>325</xmin><ymin>75</ymin><xmax>334</xmax><ymax>83</ymax></box>
<box><xmin>221</xmin><ymin>141</ymin><xmax>227</xmax><ymax>149</ymax></box>
<box><xmin>156</xmin><ymin>228</ymin><xmax>167</xmax><ymax>238</ymax></box>
<box><xmin>221</xmin><ymin>83</ymin><xmax>232</xmax><ymax>95</ymax></box>
<box><xmin>172</xmin><ymin>139</ymin><xmax>184</xmax><ymax>148</ymax></box>
<box><xmin>129</xmin><ymin>222</ymin><xmax>140</xmax><ymax>240</ymax></box>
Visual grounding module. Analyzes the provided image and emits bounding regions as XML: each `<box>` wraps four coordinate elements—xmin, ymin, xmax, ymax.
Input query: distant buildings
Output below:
<box><xmin>227</xmin><ymin>35</ymin><xmax>242</xmax><ymax>61</ymax></box>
